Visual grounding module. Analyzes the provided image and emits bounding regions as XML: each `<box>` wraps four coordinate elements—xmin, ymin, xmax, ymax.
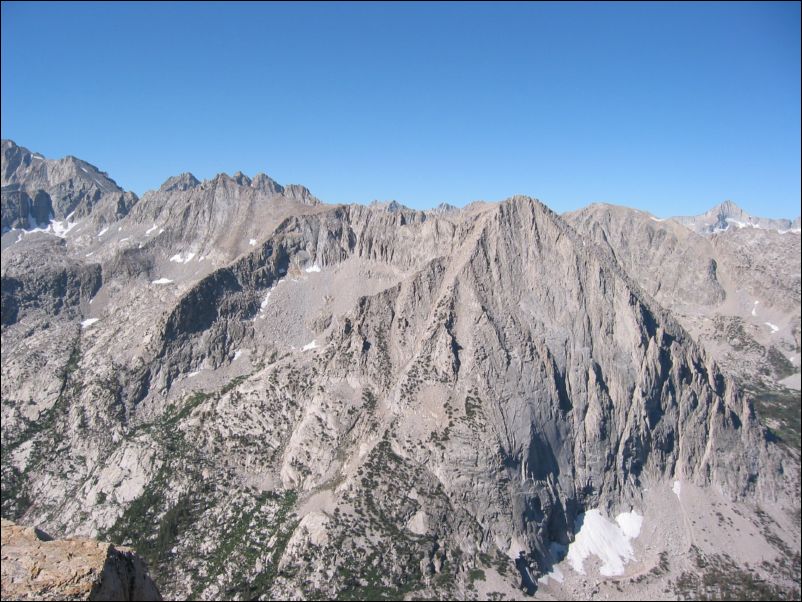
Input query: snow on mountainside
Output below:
<box><xmin>670</xmin><ymin>199</ymin><xmax>800</xmax><ymax>235</ymax></box>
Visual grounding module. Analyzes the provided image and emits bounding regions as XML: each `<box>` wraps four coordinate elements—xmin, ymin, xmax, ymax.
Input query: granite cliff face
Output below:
<box><xmin>567</xmin><ymin>203</ymin><xmax>802</xmax><ymax>450</ymax></box>
<box><xmin>1</xmin><ymin>142</ymin><xmax>800</xmax><ymax>601</ymax></box>
<box><xmin>1</xmin><ymin>140</ymin><xmax>137</xmax><ymax>231</ymax></box>
<box><xmin>0</xmin><ymin>519</ymin><xmax>161</xmax><ymax>601</ymax></box>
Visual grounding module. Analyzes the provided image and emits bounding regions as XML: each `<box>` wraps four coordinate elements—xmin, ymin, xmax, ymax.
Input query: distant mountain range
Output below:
<box><xmin>670</xmin><ymin>199</ymin><xmax>800</xmax><ymax>234</ymax></box>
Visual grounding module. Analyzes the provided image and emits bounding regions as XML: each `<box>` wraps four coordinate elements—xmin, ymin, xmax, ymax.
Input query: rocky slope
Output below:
<box><xmin>0</xmin><ymin>519</ymin><xmax>161</xmax><ymax>601</ymax></box>
<box><xmin>566</xmin><ymin>203</ymin><xmax>801</xmax><ymax>450</ymax></box>
<box><xmin>1</xmin><ymin>142</ymin><xmax>800</xmax><ymax>601</ymax></box>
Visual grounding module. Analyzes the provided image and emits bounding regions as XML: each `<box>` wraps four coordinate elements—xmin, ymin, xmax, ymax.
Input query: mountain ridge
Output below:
<box><xmin>5</xmin><ymin>140</ymin><xmax>798</xmax><ymax>227</ymax></box>
<box><xmin>1</xmin><ymin>141</ymin><xmax>799</xmax><ymax>601</ymax></box>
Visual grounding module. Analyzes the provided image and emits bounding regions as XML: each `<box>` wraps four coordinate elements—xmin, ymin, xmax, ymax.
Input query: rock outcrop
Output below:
<box><xmin>0</xmin><ymin>519</ymin><xmax>161</xmax><ymax>601</ymax></box>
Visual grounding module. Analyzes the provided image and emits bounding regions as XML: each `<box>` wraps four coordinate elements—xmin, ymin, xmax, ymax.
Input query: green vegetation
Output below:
<box><xmin>766</xmin><ymin>346</ymin><xmax>797</xmax><ymax>380</ymax></box>
<box><xmin>672</xmin><ymin>545</ymin><xmax>800</xmax><ymax>601</ymax></box>
<box><xmin>714</xmin><ymin>317</ymin><xmax>764</xmax><ymax>354</ymax></box>
<box><xmin>163</xmin><ymin>390</ymin><xmax>212</xmax><ymax>427</ymax></box>
<box><xmin>103</xmin><ymin>463</ymin><xmax>184</xmax><ymax>564</ymax></box>
<box><xmin>282</xmin><ymin>432</ymin><xmax>496</xmax><ymax>601</ymax></box>
<box><xmin>747</xmin><ymin>385</ymin><xmax>801</xmax><ymax>451</ymax></box>
<box><xmin>100</xmin><ymin>367</ymin><xmax>306</xmax><ymax>599</ymax></box>
<box><xmin>1</xmin><ymin>338</ymin><xmax>83</xmax><ymax>520</ymax></box>
<box><xmin>464</xmin><ymin>394</ymin><xmax>481</xmax><ymax>422</ymax></box>
<box><xmin>362</xmin><ymin>387</ymin><xmax>377</xmax><ymax>412</ymax></box>
<box><xmin>240</xmin><ymin>492</ymin><xmax>299</xmax><ymax>599</ymax></box>
<box><xmin>192</xmin><ymin>490</ymin><xmax>299</xmax><ymax>600</ymax></box>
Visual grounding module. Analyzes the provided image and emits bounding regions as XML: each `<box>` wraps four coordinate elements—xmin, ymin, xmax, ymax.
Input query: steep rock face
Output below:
<box><xmin>0</xmin><ymin>519</ymin><xmax>161</xmax><ymax>601</ymax></box>
<box><xmin>1</xmin><ymin>140</ymin><xmax>136</xmax><ymax>230</ymax></box>
<box><xmin>319</xmin><ymin>198</ymin><xmax>779</xmax><ymax>539</ymax></box>
<box><xmin>566</xmin><ymin>204</ymin><xmax>727</xmax><ymax>309</ymax></box>
<box><xmin>134</xmin><ymin>202</ymin><xmax>467</xmax><ymax>398</ymax></box>
<box><xmin>158</xmin><ymin>173</ymin><xmax>200</xmax><ymax>193</ymax></box>
<box><xmin>1</xmin><ymin>237</ymin><xmax>101</xmax><ymax>326</ymax></box>
<box><xmin>566</xmin><ymin>204</ymin><xmax>802</xmax><ymax>443</ymax></box>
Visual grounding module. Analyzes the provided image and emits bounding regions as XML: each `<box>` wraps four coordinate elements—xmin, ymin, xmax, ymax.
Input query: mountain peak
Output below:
<box><xmin>232</xmin><ymin>171</ymin><xmax>251</xmax><ymax>186</ymax></box>
<box><xmin>283</xmin><ymin>183</ymin><xmax>320</xmax><ymax>205</ymax></box>
<box><xmin>369</xmin><ymin>199</ymin><xmax>410</xmax><ymax>213</ymax></box>
<box><xmin>713</xmin><ymin>199</ymin><xmax>741</xmax><ymax>213</ymax></box>
<box><xmin>429</xmin><ymin>202</ymin><xmax>458</xmax><ymax>214</ymax></box>
<box><xmin>672</xmin><ymin>200</ymin><xmax>798</xmax><ymax>235</ymax></box>
<box><xmin>251</xmin><ymin>172</ymin><xmax>283</xmax><ymax>195</ymax></box>
<box><xmin>159</xmin><ymin>172</ymin><xmax>200</xmax><ymax>192</ymax></box>
<box><xmin>1</xmin><ymin>141</ymin><xmax>126</xmax><ymax>226</ymax></box>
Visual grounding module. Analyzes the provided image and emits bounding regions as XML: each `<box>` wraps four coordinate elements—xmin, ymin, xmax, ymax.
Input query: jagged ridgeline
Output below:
<box><xmin>2</xmin><ymin>140</ymin><xmax>799</xmax><ymax>601</ymax></box>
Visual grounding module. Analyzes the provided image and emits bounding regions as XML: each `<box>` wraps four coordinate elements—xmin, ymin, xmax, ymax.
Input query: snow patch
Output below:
<box><xmin>187</xmin><ymin>371</ymin><xmax>200</xmax><ymax>378</ymax></box>
<box><xmin>52</xmin><ymin>220</ymin><xmax>78</xmax><ymax>237</ymax></box>
<box><xmin>145</xmin><ymin>224</ymin><xmax>158</xmax><ymax>235</ymax></box>
<box><xmin>673</xmin><ymin>480</ymin><xmax>682</xmax><ymax>498</ymax></box>
<box><xmin>725</xmin><ymin>217</ymin><xmax>749</xmax><ymax>229</ymax></box>
<box><xmin>752</xmin><ymin>300</ymin><xmax>759</xmax><ymax>316</ymax></box>
<box><xmin>249</xmin><ymin>238</ymin><xmax>257</xmax><ymax>246</ymax></box>
<box><xmin>765</xmin><ymin>322</ymin><xmax>779</xmax><ymax>333</ymax></box>
<box><xmin>151</xmin><ymin>278</ymin><xmax>174</xmax><ymax>285</ymax></box>
<box><xmin>169</xmin><ymin>251</ymin><xmax>196</xmax><ymax>264</ymax></box>
<box><xmin>650</xmin><ymin>216</ymin><xmax>665</xmax><ymax>222</ymax></box>
<box><xmin>302</xmin><ymin>340</ymin><xmax>319</xmax><ymax>351</ymax></box>
<box><xmin>616</xmin><ymin>511</ymin><xmax>643</xmax><ymax>539</ymax></box>
<box><xmin>97</xmin><ymin>227</ymin><xmax>109</xmax><ymax>237</ymax></box>
<box><xmin>80</xmin><ymin>318</ymin><xmax>99</xmax><ymax>329</ymax></box>
<box><xmin>260</xmin><ymin>292</ymin><xmax>271</xmax><ymax>310</ymax></box>
<box><xmin>119</xmin><ymin>237</ymin><xmax>129</xmax><ymax>243</ymax></box>
<box><xmin>566</xmin><ymin>509</ymin><xmax>642</xmax><ymax>577</ymax></box>
<box><xmin>305</xmin><ymin>263</ymin><xmax>321</xmax><ymax>273</ymax></box>
<box><xmin>20</xmin><ymin>216</ymin><xmax>78</xmax><ymax>239</ymax></box>
<box><xmin>233</xmin><ymin>350</ymin><xmax>243</xmax><ymax>361</ymax></box>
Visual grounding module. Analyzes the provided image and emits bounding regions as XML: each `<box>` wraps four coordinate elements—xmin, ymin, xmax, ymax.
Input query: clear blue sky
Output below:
<box><xmin>2</xmin><ymin>2</ymin><xmax>800</xmax><ymax>217</ymax></box>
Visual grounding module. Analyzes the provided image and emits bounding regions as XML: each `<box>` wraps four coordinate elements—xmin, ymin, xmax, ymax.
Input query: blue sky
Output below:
<box><xmin>2</xmin><ymin>2</ymin><xmax>800</xmax><ymax>217</ymax></box>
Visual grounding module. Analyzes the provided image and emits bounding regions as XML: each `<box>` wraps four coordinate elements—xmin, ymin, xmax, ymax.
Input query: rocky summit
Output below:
<box><xmin>1</xmin><ymin>140</ymin><xmax>800</xmax><ymax>601</ymax></box>
<box><xmin>0</xmin><ymin>519</ymin><xmax>161</xmax><ymax>601</ymax></box>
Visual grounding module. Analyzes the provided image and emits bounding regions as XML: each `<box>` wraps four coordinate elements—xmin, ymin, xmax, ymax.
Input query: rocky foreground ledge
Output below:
<box><xmin>0</xmin><ymin>519</ymin><xmax>161</xmax><ymax>601</ymax></box>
